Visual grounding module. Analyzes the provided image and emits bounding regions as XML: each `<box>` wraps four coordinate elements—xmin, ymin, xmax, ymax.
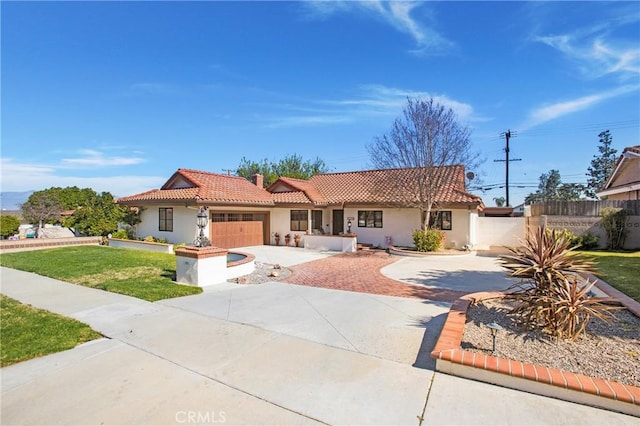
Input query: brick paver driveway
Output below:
<box><xmin>282</xmin><ymin>250</ymin><xmax>466</xmax><ymax>302</ymax></box>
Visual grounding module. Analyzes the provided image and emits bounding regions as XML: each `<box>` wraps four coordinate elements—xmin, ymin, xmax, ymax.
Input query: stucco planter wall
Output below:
<box><xmin>108</xmin><ymin>238</ymin><xmax>174</xmax><ymax>254</ymax></box>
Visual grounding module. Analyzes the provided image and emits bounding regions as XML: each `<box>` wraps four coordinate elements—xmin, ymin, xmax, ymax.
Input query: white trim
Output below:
<box><xmin>596</xmin><ymin>182</ymin><xmax>640</xmax><ymax>197</ymax></box>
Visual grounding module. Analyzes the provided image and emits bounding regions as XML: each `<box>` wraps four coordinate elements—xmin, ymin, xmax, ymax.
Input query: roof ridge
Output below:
<box><xmin>178</xmin><ymin>168</ymin><xmax>246</xmax><ymax>180</ymax></box>
<box><xmin>314</xmin><ymin>164</ymin><xmax>464</xmax><ymax>177</ymax></box>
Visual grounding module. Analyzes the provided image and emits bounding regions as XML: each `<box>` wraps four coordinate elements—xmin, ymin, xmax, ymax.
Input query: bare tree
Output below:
<box><xmin>367</xmin><ymin>97</ymin><xmax>480</xmax><ymax>230</ymax></box>
<box><xmin>20</xmin><ymin>192</ymin><xmax>63</xmax><ymax>237</ymax></box>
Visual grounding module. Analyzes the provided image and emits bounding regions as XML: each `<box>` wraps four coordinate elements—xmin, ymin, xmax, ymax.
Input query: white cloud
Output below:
<box><xmin>0</xmin><ymin>158</ymin><xmax>164</xmax><ymax>196</ymax></box>
<box><xmin>534</xmin><ymin>12</ymin><xmax>640</xmax><ymax>80</ymax></box>
<box><xmin>259</xmin><ymin>84</ymin><xmax>484</xmax><ymax>128</ymax></box>
<box><xmin>303</xmin><ymin>1</ymin><xmax>455</xmax><ymax>55</ymax></box>
<box><xmin>265</xmin><ymin>115</ymin><xmax>352</xmax><ymax>129</ymax></box>
<box><xmin>521</xmin><ymin>85</ymin><xmax>639</xmax><ymax>130</ymax></box>
<box><xmin>336</xmin><ymin>84</ymin><xmax>482</xmax><ymax>123</ymax></box>
<box><xmin>61</xmin><ymin>149</ymin><xmax>145</xmax><ymax>167</ymax></box>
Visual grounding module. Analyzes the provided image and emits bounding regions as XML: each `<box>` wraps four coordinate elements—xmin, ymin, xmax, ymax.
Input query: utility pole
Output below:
<box><xmin>494</xmin><ymin>130</ymin><xmax>521</xmax><ymax>206</ymax></box>
<box><xmin>221</xmin><ymin>169</ymin><xmax>234</xmax><ymax>176</ymax></box>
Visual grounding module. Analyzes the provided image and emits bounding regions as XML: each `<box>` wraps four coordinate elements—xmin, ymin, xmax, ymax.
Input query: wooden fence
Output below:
<box><xmin>530</xmin><ymin>200</ymin><xmax>640</xmax><ymax>217</ymax></box>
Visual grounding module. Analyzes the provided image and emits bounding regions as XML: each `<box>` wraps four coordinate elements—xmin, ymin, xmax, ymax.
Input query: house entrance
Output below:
<box><xmin>210</xmin><ymin>211</ymin><xmax>269</xmax><ymax>248</ymax></box>
<box><xmin>332</xmin><ymin>210</ymin><xmax>344</xmax><ymax>235</ymax></box>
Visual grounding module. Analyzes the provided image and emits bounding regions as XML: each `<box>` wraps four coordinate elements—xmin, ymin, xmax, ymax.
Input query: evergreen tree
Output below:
<box><xmin>586</xmin><ymin>130</ymin><xmax>618</xmax><ymax>198</ymax></box>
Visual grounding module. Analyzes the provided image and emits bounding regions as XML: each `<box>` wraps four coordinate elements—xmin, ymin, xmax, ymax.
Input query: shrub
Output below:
<box><xmin>574</xmin><ymin>232</ymin><xmax>599</xmax><ymax>250</ymax></box>
<box><xmin>0</xmin><ymin>215</ymin><xmax>21</xmax><ymax>239</ymax></box>
<box><xmin>601</xmin><ymin>207</ymin><xmax>629</xmax><ymax>250</ymax></box>
<box><xmin>499</xmin><ymin>227</ymin><xmax>616</xmax><ymax>340</ymax></box>
<box><xmin>111</xmin><ymin>229</ymin><xmax>129</xmax><ymax>239</ymax></box>
<box><xmin>412</xmin><ymin>228</ymin><xmax>444</xmax><ymax>252</ymax></box>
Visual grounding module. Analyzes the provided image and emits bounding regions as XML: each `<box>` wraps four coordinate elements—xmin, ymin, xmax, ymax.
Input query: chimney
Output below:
<box><xmin>251</xmin><ymin>174</ymin><xmax>264</xmax><ymax>188</ymax></box>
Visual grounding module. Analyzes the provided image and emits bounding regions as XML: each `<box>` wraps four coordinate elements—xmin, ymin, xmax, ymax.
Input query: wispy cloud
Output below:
<box><xmin>258</xmin><ymin>84</ymin><xmax>487</xmax><ymax>128</ymax></box>
<box><xmin>533</xmin><ymin>9</ymin><xmax>639</xmax><ymax>80</ymax></box>
<box><xmin>302</xmin><ymin>1</ymin><xmax>455</xmax><ymax>55</ymax></box>
<box><xmin>61</xmin><ymin>149</ymin><xmax>145</xmax><ymax>167</ymax></box>
<box><xmin>0</xmin><ymin>158</ymin><xmax>163</xmax><ymax>195</ymax></box>
<box><xmin>520</xmin><ymin>85</ymin><xmax>639</xmax><ymax>130</ymax></box>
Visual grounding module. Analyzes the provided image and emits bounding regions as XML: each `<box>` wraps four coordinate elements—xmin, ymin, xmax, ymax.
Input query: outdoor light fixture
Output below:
<box><xmin>487</xmin><ymin>322</ymin><xmax>503</xmax><ymax>355</ymax></box>
<box><xmin>194</xmin><ymin>207</ymin><xmax>211</xmax><ymax>247</ymax></box>
<box><xmin>347</xmin><ymin>219</ymin><xmax>352</xmax><ymax>233</ymax></box>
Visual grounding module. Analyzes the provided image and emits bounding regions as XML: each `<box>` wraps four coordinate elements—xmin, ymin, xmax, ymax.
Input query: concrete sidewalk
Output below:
<box><xmin>1</xmin><ymin>265</ymin><xmax>637</xmax><ymax>425</ymax></box>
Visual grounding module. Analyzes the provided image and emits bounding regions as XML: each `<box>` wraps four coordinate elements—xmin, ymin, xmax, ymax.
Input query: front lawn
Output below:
<box><xmin>1</xmin><ymin>294</ymin><xmax>102</xmax><ymax>366</ymax></box>
<box><xmin>0</xmin><ymin>246</ymin><xmax>202</xmax><ymax>301</ymax></box>
<box><xmin>580</xmin><ymin>251</ymin><xmax>640</xmax><ymax>303</ymax></box>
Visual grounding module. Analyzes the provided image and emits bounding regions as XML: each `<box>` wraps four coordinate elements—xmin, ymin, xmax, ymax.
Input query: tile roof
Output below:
<box><xmin>306</xmin><ymin>166</ymin><xmax>482</xmax><ymax>206</ymax></box>
<box><xmin>117</xmin><ymin>169</ymin><xmax>274</xmax><ymax>205</ymax></box>
<box><xmin>117</xmin><ymin>165</ymin><xmax>483</xmax><ymax>207</ymax></box>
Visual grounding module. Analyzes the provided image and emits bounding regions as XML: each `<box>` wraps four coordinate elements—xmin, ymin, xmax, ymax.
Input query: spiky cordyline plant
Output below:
<box><xmin>499</xmin><ymin>227</ymin><xmax>617</xmax><ymax>340</ymax></box>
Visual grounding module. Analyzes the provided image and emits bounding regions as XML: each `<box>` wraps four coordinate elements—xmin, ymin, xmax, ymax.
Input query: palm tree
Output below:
<box><xmin>493</xmin><ymin>196</ymin><xmax>506</xmax><ymax>207</ymax></box>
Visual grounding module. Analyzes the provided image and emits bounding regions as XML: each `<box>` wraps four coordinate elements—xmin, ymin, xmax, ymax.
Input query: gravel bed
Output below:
<box><xmin>463</xmin><ymin>298</ymin><xmax>640</xmax><ymax>387</ymax></box>
<box><xmin>228</xmin><ymin>261</ymin><xmax>292</xmax><ymax>284</ymax></box>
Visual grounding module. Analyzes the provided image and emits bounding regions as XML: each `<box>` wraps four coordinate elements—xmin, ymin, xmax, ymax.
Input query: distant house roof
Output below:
<box><xmin>596</xmin><ymin>145</ymin><xmax>640</xmax><ymax>199</ymax></box>
<box><xmin>117</xmin><ymin>165</ymin><xmax>483</xmax><ymax>208</ymax></box>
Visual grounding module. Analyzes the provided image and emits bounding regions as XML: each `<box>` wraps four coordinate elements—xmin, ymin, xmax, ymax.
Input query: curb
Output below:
<box><xmin>430</xmin><ymin>290</ymin><xmax>640</xmax><ymax>417</ymax></box>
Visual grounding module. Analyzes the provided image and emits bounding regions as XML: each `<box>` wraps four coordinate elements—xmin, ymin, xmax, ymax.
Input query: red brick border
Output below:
<box><xmin>430</xmin><ymin>290</ymin><xmax>640</xmax><ymax>410</ymax></box>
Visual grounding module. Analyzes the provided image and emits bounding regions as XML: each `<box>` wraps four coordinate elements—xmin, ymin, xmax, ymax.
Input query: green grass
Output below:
<box><xmin>0</xmin><ymin>246</ymin><xmax>202</xmax><ymax>301</ymax></box>
<box><xmin>579</xmin><ymin>251</ymin><xmax>640</xmax><ymax>303</ymax></box>
<box><xmin>1</xmin><ymin>294</ymin><xmax>102</xmax><ymax>367</ymax></box>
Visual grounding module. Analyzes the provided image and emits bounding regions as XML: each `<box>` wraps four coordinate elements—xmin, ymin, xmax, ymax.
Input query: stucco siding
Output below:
<box><xmin>136</xmin><ymin>205</ymin><xmax>201</xmax><ymax>245</ymax></box>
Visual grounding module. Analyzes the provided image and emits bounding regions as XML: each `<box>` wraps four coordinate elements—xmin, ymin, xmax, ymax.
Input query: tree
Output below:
<box><xmin>21</xmin><ymin>187</ymin><xmax>126</xmax><ymax>237</ymax></box>
<box><xmin>525</xmin><ymin>169</ymin><xmax>584</xmax><ymax>204</ymax></box>
<box><xmin>63</xmin><ymin>192</ymin><xmax>125</xmax><ymax>236</ymax></box>
<box><xmin>21</xmin><ymin>192</ymin><xmax>63</xmax><ymax>236</ymax></box>
<box><xmin>0</xmin><ymin>215</ymin><xmax>21</xmax><ymax>239</ymax></box>
<box><xmin>586</xmin><ymin>130</ymin><xmax>618</xmax><ymax>198</ymax></box>
<box><xmin>367</xmin><ymin>97</ymin><xmax>480</xmax><ymax>230</ymax></box>
<box><xmin>493</xmin><ymin>197</ymin><xmax>506</xmax><ymax>207</ymax></box>
<box><xmin>236</xmin><ymin>154</ymin><xmax>329</xmax><ymax>187</ymax></box>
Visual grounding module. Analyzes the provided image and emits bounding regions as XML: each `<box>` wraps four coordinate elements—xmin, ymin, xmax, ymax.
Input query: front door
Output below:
<box><xmin>332</xmin><ymin>210</ymin><xmax>344</xmax><ymax>235</ymax></box>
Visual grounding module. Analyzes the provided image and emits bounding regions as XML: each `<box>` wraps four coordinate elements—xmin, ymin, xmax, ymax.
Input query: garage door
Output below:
<box><xmin>210</xmin><ymin>212</ymin><xmax>268</xmax><ymax>248</ymax></box>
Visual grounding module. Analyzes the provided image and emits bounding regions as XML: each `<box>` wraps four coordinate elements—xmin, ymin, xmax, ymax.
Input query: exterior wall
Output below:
<box><xmin>342</xmin><ymin>207</ymin><xmax>473</xmax><ymax>249</ymax></box>
<box><xmin>270</xmin><ymin>208</ymin><xmax>304</xmax><ymax>245</ymax></box>
<box><xmin>475</xmin><ymin>217</ymin><xmax>526</xmax><ymax>251</ymax></box>
<box><xmin>135</xmin><ymin>204</ymin><xmax>272</xmax><ymax>246</ymax></box>
<box><xmin>532</xmin><ymin>215</ymin><xmax>640</xmax><ymax>250</ymax></box>
<box><xmin>136</xmin><ymin>205</ymin><xmax>202</xmax><ymax>245</ymax></box>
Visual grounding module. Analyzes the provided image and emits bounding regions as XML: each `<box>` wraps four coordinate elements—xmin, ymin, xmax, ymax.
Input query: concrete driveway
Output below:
<box><xmin>2</xmin><ymin>247</ymin><xmax>637</xmax><ymax>426</ymax></box>
<box><xmin>381</xmin><ymin>252</ymin><xmax>516</xmax><ymax>293</ymax></box>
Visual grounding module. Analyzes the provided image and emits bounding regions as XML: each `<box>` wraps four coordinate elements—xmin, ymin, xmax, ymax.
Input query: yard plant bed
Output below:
<box><xmin>1</xmin><ymin>294</ymin><xmax>102</xmax><ymax>366</ymax></box>
<box><xmin>0</xmin><ymin>246</ymin><xmax>202</xmax><ymax>301</ymax></box>
<box><xmin>463</xmin><ymin>297</ymin><xmax>640</xmax><ymax>388</ymax></box>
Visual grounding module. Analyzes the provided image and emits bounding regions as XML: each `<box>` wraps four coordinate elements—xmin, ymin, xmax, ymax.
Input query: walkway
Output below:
<box><xmin>282</xmin><ymin>250</ymin><xmax>468</xmax><ymax>302</ymax></box>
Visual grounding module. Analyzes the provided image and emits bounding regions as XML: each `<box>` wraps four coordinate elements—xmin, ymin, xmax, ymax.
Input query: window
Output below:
<box><xmin>358</xmin><ymin>210</ymin><xmax>383</xmax><ymax>228</ymax></box>
<box><xmin>227</xmin><ymin>213</ymin><xmax>240</xmax><ymax>222</ymax></box>
<box><xmin>158</xmin><ymin>208</ymin><xmax>173</xmax><ymax>232</ymax></box>
<box><xmin>429</xmin><ymin>211</ymin><xmax>452</xmax><ymax>230</ymax></box>
<box><xmin>212</xmin><ymin>213</ymin><xmax>225</xmax><ymax>222</ymax></box>
<box><xmin>290</xmin><ymin>210</ymin><xmax>308</xmax><ymax>231</ymax></box>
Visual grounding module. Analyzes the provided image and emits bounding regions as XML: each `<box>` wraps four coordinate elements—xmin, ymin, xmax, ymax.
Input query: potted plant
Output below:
<box><xmin>274</xmin><ymin>232</ymin><xmax>280</xmax><ymax>246</ymax></box>
<box><xmin>284</xmin><ymin>233</ymin><xmax>291</xmax><ymax>246</ymax></box>
<box><xmin>294</xmin><ymin>233</ymin><xmax>301</xmax><ymax>247</ymax></box>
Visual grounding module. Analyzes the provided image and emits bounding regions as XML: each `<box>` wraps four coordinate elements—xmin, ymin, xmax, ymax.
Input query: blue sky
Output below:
<box><xmin>2</xmin><ymin>1</ymin><xmax>639</xmax><ymax>207</ymax></box>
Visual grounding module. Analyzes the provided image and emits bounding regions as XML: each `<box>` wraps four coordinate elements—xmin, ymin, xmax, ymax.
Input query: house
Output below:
<box><xmin>116</xmin><ymin>166</ymin><xmax>484</xmax><ymax>249</ymax></box>
<box><xmin>596</xmin><ymin>145</ymin><xmax>640</xmax><ymax>200</ymax></box>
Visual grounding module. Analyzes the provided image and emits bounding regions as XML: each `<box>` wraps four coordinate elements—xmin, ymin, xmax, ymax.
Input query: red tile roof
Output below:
<box><xmin>117</xmin><ymin>166</ymin><xmax>483</xmax><ymax>207</ymax></box>
<box><xmin>117</xmin><ymin>169</ymin><xmax>274</xmax><ymax>206</ymax></box>
<box><xmin>306</xmin><ymin>166</ymin><xmax>481</xmax><ymax>206</ymax></box>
